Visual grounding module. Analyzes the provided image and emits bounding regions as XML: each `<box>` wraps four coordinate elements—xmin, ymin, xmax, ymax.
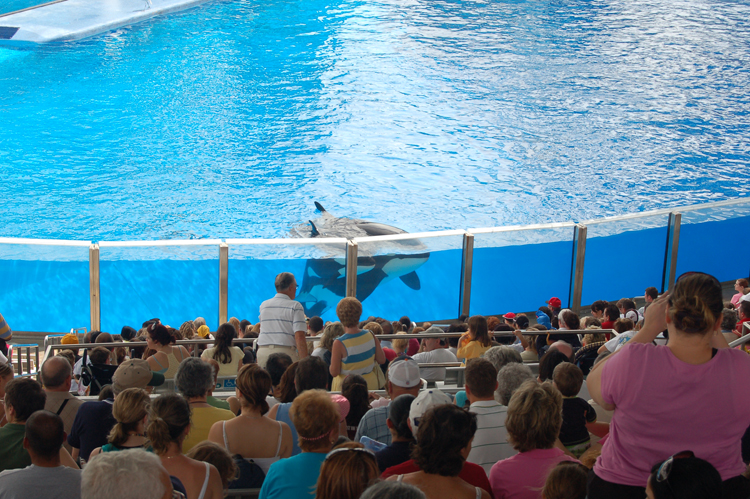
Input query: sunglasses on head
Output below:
<box><xmin>656</xmin><ymin>450</ymin><xmax>695</xmax><ymax>485</ymax></box>
<box><xmin>324</xmin><ymin>447</ymin><xmax>376</xmax><ymax>462</ymax></box>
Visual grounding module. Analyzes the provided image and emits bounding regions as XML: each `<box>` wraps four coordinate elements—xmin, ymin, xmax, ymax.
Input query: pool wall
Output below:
<box><xmin>1</xmin><ymin>197</ymin><xmax>749</xmax><ymax>333</ymax></box>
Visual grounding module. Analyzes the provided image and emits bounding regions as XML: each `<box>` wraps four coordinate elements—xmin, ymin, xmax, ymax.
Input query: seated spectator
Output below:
<box><xmin>495</xmin><ymin>363</ymin><xmax>535</xmax><ymax>406</ymax></box>
<box><xmin>600</xmin><ymin>304</ymin><xmax>620</xmax><ymax>331</ymax></box>
<box><xmin>268</xmin><ymin>356</ymin><xmax>329</xmax><ymax>455</ymax></box>
<box><xmin>412</xmin><ymin>326</ymin><xmax>459</xmax><ymax>382</ymax></box>
<box><xmin>552</xmin><ymin>363</ymin><xmax>606</xmax><ymax>458</ymax></box>
<box><xmin>342</xmin><ymin>374</ymin><xmax>371</xmax><ymax>440</ymax></box>
<box><xmin>447</xmin><ymin>323</ymin><xmax>468</xmax><ymax>357</ymax></box>
<box><xmin>385</xmin><ymin>332</ymin><xmax>410</xmax><ymax>359</ymax></box>
<box><xmin>89</xmin><ymin>388</ymin><xmax>150</xmax><ymax>457</ymax></box>
<box><xmin>489</xmin><ymin>380</ymin><xmax>579</xmax><ymax>499</ymax></box>
<box><xmin>375</xmin><ymin>394</ymin><xmax>415</xmax><ymax>472</ymax></box>
<box><xmin>69</xmin><ymin>358</ymin><xmax>164</xmax><ymax>463</ymax></box>
<box><xmin>316</xmin><ymin>442</ymin><xmax>380</xmax><ymax>499</ymax></box>
<box><xmin>175</xmin><ymin>358</ymin><xmax>235</xmax><ymax>453</ymax></box>
<box><xmin>537</xmin><ymin>350</ymin><xmax>570</xmax><ymax>382</ymax></box>
<box><xmin>146</xmin><ymin>322</ymin><xmax>191</xmax><ymax>379</ymax></box>
<box><xmin>542</xmin><ymin>462</ymin><xmax>588</xmax><ymax>499</ymax></box>
<box><xmin>275</xmin><ymin>361</ymin><xmax>299</xmax><ymax>404</ymax></box>
<box><xmin>185</xmin><ymin>441</ymin><xmax>238</xmax><ymax>490</ymax></box>
<box><xmin>386</xmin><ymin>403</ymin><xmax>491</xmax><ymax>499</ymax></box>
<box><xmin>646</xmin><ymin>452</ymin><xmax>722</xmax><ymax>499</ymax></box>
<box><xmin>736</xmin><ymin>301</ymin><xmax>750</xmax><ymax>336</ymax></box>
<box><xmin>330</xmin><ymin>298</ymin><xmax>386</xmax><ymax>391</ymax></box>
<box><xmin>201</xmin><ymin>323</ymin><xmax>244</xmax><ymax>377</ymax></box>
<box><xmin>41</xmin><ymin>356</ymin><xmax>84</xmax><ymax>453</ymax></box>
<box><xmin>548</xmin><ymin>341</ymin><xmax>573</xmax><ymax>360</ymax></box>
<box><xmin>361</xmin><ymin>481</ymin><xmax>426</xmax><ymax>499</ymax></box>
<box><xmin>457</xmin><ymin>316</ymin><xmax>493</xmax><ymax>361</ymax></box>
<box><xmin>548</xmin><ymin>310</ymin><xmax>582</xmax><ymax>348</ymax></box>
<box><xmin>731</xmin><ymin>279</ymin><xmax>749</xmax><ymax>307</ymax></box>
<box><xmin>573</xmin><ymin>333</ymin><xmax>605</xmax><ymax>375</ymax></box>
<box><xmin>484</xmin><ymin>345</ymin><xmax>523</xmax><ymax>372</ymax></box>
<box><xmin>618</xmin><ymin>298</ymin><xmax>640</xmax><ymax>324</ymax></box>
<box><xmin>311</xmin><ymin>321</ymin><xmax>344</xmax><ymax>368</ymax></box>
<box><xmin>721</xmin><ymin>308</ymin><xmax>739</xmax><ymax>344</ymax></box>
<box><xmin>147</xmin><ymin>393</ymin><xmax>223</xmax><ymax>499</ymax></box>
<box><xmin>355</xmin><ymin>357</ymin><xmax>422</xmax><ymax>446</ymax></box>
<box><xmin>82</xmin><ymin>448</ymin><xmax>175</xmax><ymax>499</ymax></box>
<box><xmin>587</xmin><ymin>273</ymin><xmax>750</xmax><ymax>499</ymax></box>
<box><xmin>0</xmin><ymin>410</ymin><xmax>81</xmax><ymax>499</ymax></box>
<box><xmin>260</xmin><ymin>390</ymin><xmax>340</xmax><ymax>499</ymax></box>
<box><xmin>464</xmin><ymin>358</ymin><xmax>513</xmax><ymax>473</ymax></box>
<box><xmin>203</xmin><ymin>358</ymin><xmax>240</xmax><ymax>414</ymax></box>
<box><xmin>493</xmin><ymin>323</ymin><xmax>516</xmax><ymax>346</ymax></box>
<box><xmin>520</xmin><ymin>333</ymin><xmax>538</xmax><ymax>362</ymax></box>
<box><xmin>208</xmin><ymin>364</ymin><xmax>292</xmax><ymax>477</ymax></box>
<box><xmin>579</xmin><ymin>317</ymin><xmax>601</xmax><ymax>329</ymax></box>
<box><xmin>0</xmin><ymin>378</ymin><xmax>54</xmax><ymax>471</ymax></box>
<box><xmin>266</xmin><ymin>352</ymin><xmax>294</xmax><ymax>409</ymax></box>
<box><xmin>590</xmin><ymin>301</ymin><xmax>608</xmax><ymax>321</ymax></box>
<box><xmin>596</xmin><ymin>318</ymin><xmax>635</xmax><ymax>354</ymax></box>
<box><xmin>0</xmin><ymin>363</ymin><xmax>15</xmax><ymax>427</ymax></box>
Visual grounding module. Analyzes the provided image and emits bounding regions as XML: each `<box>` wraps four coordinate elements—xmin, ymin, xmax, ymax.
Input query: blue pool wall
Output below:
<box><xmin>2</xmin><ymin>203</ymin><xmax>750</xmax><ymax>333</ymax></box>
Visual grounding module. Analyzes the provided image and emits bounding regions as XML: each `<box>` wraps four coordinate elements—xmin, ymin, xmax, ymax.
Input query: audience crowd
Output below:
<box><xmin>1</xmin><ymin>271</ymin><xmax>750</xmax><ymax>499</ymax></box>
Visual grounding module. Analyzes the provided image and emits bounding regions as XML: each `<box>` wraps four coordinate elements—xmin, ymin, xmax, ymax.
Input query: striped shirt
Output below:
<box><xmin>338</xmin><ymin>330</ymin><xmax>377</xmax><ymax>377</ymax></box>
<box><xmin>258</xmin><ymin>294</ymin><xmax>307</xmax><ymax>347</ymax></box>
<box><xmin>467</xmin><ymin>400</ymin><xmax>515</xmax><ymax>475</ymax></box>
<box><xmin>0</xmin><ymin>314</ymin><xmax>10</xmax><ymax>341</ymax></box>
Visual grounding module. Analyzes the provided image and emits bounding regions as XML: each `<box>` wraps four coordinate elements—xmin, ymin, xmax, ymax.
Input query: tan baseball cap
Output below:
<box><xmin>112</xmin><ymin>359</ymin><xmax>165</xmax><ymax>392</ymax></box>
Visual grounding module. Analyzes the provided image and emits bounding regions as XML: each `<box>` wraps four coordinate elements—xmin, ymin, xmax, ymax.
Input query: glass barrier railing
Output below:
<box><xmin>580</xmin><ymin>211</ymin><xmax>671</xmax><ymax>305</ymax></box>
<box><xmin>226</xmin><ymin>238</ymin><xmax>348</xmax><ymax>324</ymax></box>
<box><xmin>0</xmin><ymin>238</ymin><xmax>90</xmax><ymax>332</ymax></box>
<box><xmin>675</xmin><ymin>199</ymin><xmax>750</xmax><ymax>282</ymax></box>
<box><xmin>354</xmin><ymin>231</ymin><xmax>465</xmax><ymax>320</ymax></box>
<box><xmin>469</xmin><ymin>223</ymin><xmax>576</xmax><ymax>315</ymax></box>
<box><xmin>99</xmin><ymin>240</ymin><xmax>222</xmax><ymax>332</ymax></box>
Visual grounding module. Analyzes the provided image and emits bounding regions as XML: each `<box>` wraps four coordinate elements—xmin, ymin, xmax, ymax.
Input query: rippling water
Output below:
<box><xmin>1</xmin><ymin>0</ymin><xmax>749</xmax><ymax>240</ymax></box>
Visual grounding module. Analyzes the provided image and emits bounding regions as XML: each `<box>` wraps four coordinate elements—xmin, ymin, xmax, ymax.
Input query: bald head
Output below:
<box><xmin>549</xmin><ymin>341</ymin><xmax>573</xmax><ymax>360</ymax></box>
<box><xmin>41</xmin><ymin>356</ymin><xmax>73</xmax><ymax>390</ymax></box>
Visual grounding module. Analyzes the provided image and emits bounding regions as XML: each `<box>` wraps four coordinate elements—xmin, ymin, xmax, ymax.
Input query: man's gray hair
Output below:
<box><xmin>275</xmin><ymin>272</ymin><xmax>295</xmax><ymax>292</ymax></box>
<box><xmin>175</xmin><ymin>357</ymin><xmax>215</xmax><ymax>398</ymax></box>
<box><xmin>194</xmin><ymin>317</ymin><xmax>206</xmax><ymax>329</ymax></box>
<box><xmin>40</xmin><ymin>356</ymin><xmax>72</xmax><ymax>388</ymax></box>
<box><xmin>484</xmin><ymin>346</ymin><xmax>522</xmax><ymax>373</ymax></box>
<box><xmin>496</xmin><ymin>363</ymin><xmax>534</xmax><ymax>406</ymax></box>
<box><xmin>360</xmin><ymin>481</ymin><xmax>426</xmax><ymax>499</ymax></box>
<box><xmin>82</xmin><ymin>449</ymin><xmax>167</xmax><ymax>499</ymax></box>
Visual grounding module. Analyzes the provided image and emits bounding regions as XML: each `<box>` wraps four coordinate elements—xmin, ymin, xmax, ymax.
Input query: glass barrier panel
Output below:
<box><xmin>99</xmin><ymin>242</ymin><xmax>221</xmax><ymax>333</ymax></box>
<box><xmin>676</xmin><ymin>200</ymin><xmax>750</xmax><ymax>282</ymax></box>
<box><xmin>227</xmin><ymin>239</ymin><xmax>348</xmax><ymax>324</ymax></box>
<box><xmin>470</xmin><ymin>225</ymin><xmax>575</xmax><ymax>315</ymax></box>
<box><xmin>354</xmin><ymin>232</ymin><xmax>464</xmax><ymax>321</ymax></box>
<box><xmin>581</xmin><ymin>213</ymin><xmax>670</xmax><ymax>305</ymax></box>
<box><xmin>0</xmin><ymin>240</ymin><xmax>90</xmax><ymax>332</ymax></box>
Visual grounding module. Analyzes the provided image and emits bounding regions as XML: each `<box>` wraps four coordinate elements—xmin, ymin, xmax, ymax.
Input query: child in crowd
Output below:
<box><xmin>457</xmin><ymin>316</ymin><xmax>492</xmax><ymax>362</ymax></box>
<box><xmin>597</xmin><ymin>318</ymin><xmax>635</xmax><ymax>354</ymax></box>
<box><xmin>552</xmin><ymin>363</ymin><xmax>608</xmax><ymax>458</ymax></box>
<box><xmin>542</xmin><ymin>461</ymin><xmax>588</xmax><ymax>499</ymax></box>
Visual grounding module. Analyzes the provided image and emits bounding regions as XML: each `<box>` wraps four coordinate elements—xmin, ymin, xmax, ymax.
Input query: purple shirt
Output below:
<box><xmin>595</xmin><ymin>342</ymin><xmax>750</xmax><ymax>486</ymax></box>
<box><xmin>489</xmin><ymin>448</ymin><xmax>578</xmax><ymax>499</ymax></box>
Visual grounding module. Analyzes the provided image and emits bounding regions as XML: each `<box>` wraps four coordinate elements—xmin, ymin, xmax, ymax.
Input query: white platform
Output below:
<box><xmin>0</xmin><ymin>0</ymin><xmax>212</xmax><ymax>43</ymax></box>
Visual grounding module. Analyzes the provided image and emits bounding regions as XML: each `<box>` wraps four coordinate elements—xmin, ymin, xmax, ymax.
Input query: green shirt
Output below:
<box><xmin>0</xmin><ymin>424</ymin><xmax>30</xmax><ymax>472</ymax></box>
<box><xmin>207</xmin><ymin>395</ymin><xmax>231</xmax><ymax>411</ymax></box>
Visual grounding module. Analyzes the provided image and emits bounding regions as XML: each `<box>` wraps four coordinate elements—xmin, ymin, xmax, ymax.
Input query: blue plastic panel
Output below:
<box><xmin>354</xmin><ymin>234</ymin><xmax>464</xmax><ymax>322</ymax></box>
<box><xmin>581</xmin><ymin>214</ymin><xmax>670</xmax><ymax>304</ymax></box>
<box><xmin>676</xmin><ymin>202</ymin><xmax>750</xmax><ymax>282</ymax></box>
<box><xmin>470</xmin><ymin>226</ymin><xmax>575</xmax><ymax>315</ymax></box>
<box><xmin>0</xmin><ymin>243</ymin><xmax>90</xmax><ymax>332</ymax></box>
<box><xmin>99</xmin><ymin>244</ymin><xmax>220</xmax><ymax>333</ymax></box>
<box><xmin>228</xmin><ymin>241</ymin><xmax>348</xmax><ymax>324</ymax></box>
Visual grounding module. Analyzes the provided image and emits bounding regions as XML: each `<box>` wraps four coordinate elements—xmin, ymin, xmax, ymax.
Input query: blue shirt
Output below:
<box><xmin>274</xmin><ymin>403</ymin><xmax>300</xmax><ymax>456</ymax></box>
<box><xmin>354</xmin><ymin>406</ymin><xmax>391</xmax><ymax>445</ymax></box>
<box><xmin>258</xmin><ymin>452</ymin><xmax>327</xmax><ymax>499</ymax></box>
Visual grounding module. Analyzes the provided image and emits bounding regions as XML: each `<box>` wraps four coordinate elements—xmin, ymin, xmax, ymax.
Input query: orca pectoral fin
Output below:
<box><xmin>399</xmin><ymin>271</ymin><xmax>421</xmax><ymax>290</ymax></box>
<box><xmin>314</xmin><ymin>201</ymin><xmax>326</xmax><ymax>212</ymax></box>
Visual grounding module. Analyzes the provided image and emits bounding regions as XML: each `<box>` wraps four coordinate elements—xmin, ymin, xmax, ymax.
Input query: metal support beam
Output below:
<box><xmin>89</xmin><ymin>244</ymin><xmax>100</xmax><ymax>332</ymax></box>
<box><xmin>569</xmin><ymin>225</ymin><xmax>587</xmax><ymax>314</ymax></box>
<box><xmin>459</xmin><ymin>233</ymin><xmax>474</xmax><ymax>318</ymax></box>
<box><xmin>663</xmin><ymin>212</ymin><xmax>681</xmax><ymax>292</ymax></box>
<box><xmin>219</xmin><ymin>243</ymin><xmax>228</xmax><ymax>324</ymax></box>
<box><xmin>346</xmin><ymin>241</ymin><xmax>358</xmax><ymax>298</ymax></box>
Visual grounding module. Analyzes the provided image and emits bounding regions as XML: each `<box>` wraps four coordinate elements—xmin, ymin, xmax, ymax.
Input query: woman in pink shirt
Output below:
<box><xmin>587</xmin><ymin>273</ymin><xmax>750</xmax><ymax>499</ymax></box>
<box><xmin>489</xmin><ymin>380</ymin><xmax>578</xmax><ymax>499</ymax></box>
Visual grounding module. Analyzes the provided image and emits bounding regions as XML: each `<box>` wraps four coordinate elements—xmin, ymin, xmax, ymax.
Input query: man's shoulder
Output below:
<box><xmin>360</xmin><ymin>405</ymin><xmax>388</xmax><ymax>422</ymax></box>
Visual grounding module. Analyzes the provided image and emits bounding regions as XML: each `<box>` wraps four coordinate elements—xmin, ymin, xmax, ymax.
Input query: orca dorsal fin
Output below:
<box><xmin>310</xmin><ymin>220</ymin><xmax>320</xmax><ymax>236</ymax></box>
<box><xmin>314</xmin><ymin>202</ymin><xmax>326</xmax><ymax>213</ymax></box>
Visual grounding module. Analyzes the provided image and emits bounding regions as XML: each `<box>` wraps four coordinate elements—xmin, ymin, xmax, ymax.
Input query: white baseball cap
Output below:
<box><xmin>408</xmin><ymin>388</ymin><xmax>452</xmax><ymax>431</ymax></box>
<box><xmin>388</xmin><ymin>357</ymin><xmax>421</xmax><ymax>388</ymax></box>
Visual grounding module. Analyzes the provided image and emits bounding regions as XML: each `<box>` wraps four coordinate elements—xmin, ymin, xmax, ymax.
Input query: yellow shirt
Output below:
<box><xmin>182</xmin><ymin>405</ymin><xmax>235</xmax><ymax>453</ymax></box>
<box><xmin>456</xmin><ymin>339</ymin><xmax>492</xmax><ymax>361</ymax></box>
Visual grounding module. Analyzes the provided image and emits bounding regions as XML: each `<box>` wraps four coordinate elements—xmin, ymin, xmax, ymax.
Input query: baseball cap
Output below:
<box><xmin>408</xmin><ymin>389</ymin><xmax>452</xmax><ymax>430</ymax></box>
<box><xmin>112</xmin><ymin>359</ymin><xmax>165</xmax><ymax>392</ymax></box>
<box><xmin>60</xmin><ymin>333</ymin><xmax>79</xmax><ymax>345</ymax></box>
<box><xmin>547</xmin><ymin>297</ymin><xmax>562</xmax><ymax>308</ymax></box>
<box><xmin>387</xmin><ymin>357</ymin><xmax>421</xmax><ymax>388</ymax></box>
<box><xmin>503</xmin><ymin>313</ymin><xmax>516</xmax><ymax>321</ymax></box>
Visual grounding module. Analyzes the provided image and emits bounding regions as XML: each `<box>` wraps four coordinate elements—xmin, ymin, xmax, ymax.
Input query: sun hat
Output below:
<box><xmin>387</xmin><ymin>357</ymin><xmax>421</xmax><ymax>388</ymax></box>
<box><xmin>60</xmin><ymin>333</ymin><xmax>79</xmax><ymax>345</ymax></box>
<box><xmin>330</xmin><ymin>394</ymin><xmax>350</xmax><ymax>423</ymax></box>
<box><xmin>197</xmin><ymin>325</ymin><xmax>211</xmax><ymax>338</ymax></box>
<box><xmin>112</xmin><ymin>359</ymin><xmax>165</xmax><ymax>392</ymax></box>
<box><xmin>408</xmin><ymin>389</ymin><xmax>452</xmax><ymax>430</ymax></box>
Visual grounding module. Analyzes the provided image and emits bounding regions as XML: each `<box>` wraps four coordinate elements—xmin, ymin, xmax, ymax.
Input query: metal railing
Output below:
<box><xmin>11</xmin><ymin>344</ymin><xmax>40</xmax><ymax>376</ymax></box>
<box><xmin>2</xmin><ymin>197</ymin><xmax>749</xmax><ymax>331</ymax></box>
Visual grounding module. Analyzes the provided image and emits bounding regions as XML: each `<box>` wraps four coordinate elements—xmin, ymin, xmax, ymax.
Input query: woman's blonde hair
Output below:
<box><xmin>290</xmin><ymin>389</ymin><xmax>339</xmax><ymax>452</ymax></box>
<box><xmin>146</xmin><ymin>393</ymin><xmax>191</xmax><ymax>455</ymax></box>
<box><xmin>236</xmin><ymin>364</ymin><xmax>272</xmax><ymax>414</ymax></box>
<box><xmin>179</xmin><ymin>321</ymin><xmax>195</xmax><ymax>340</ymax></box>
<box><xmin>320</xmin><ymin>322</ymin><xmax>345</xmax><ymax>351</ymax></box>
<box><xmin>669</xmin><ymin>273</ymin><xmax>723</xmax><ymax>334</ymax></box>
<box><xmin>108</xmin><ymin>388</ymin><xmax>150</xmax><ymax>447</ymax></box>
<box><xmin>582</xmin><ymin>333</ymin><xmax>606</xmax><ymax>345</ymax></box>
<box><xmin>315</xmin><ymin>442</ymin><xmax>380</xmax><ymax>499</ymax></box>
<box><xmin>364</xmin><ymin>322</ymin><xmax>383</xmax><ymax>336</ymax></box>
<box><xmin>391</xmin><ymin>332</ymin><xmax>409</xmax><ymax>353</ymax></box>
<box><xmin>336</xmin><ymin>298</ymin><xmax>362</xmax><ymax>328</ymax></box>
<box><xmin>506</xmin><ymin>380</ymin><xmax>562</xmax><ymax>453</ymax></box>
<box><xmin>186</xmin><ymin>441</ymin><xmax>237</xmax><ymax>489</ymax></box>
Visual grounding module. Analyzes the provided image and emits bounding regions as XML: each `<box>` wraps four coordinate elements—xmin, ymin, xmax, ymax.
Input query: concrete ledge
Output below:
<box><xmin>0</xmin><ymin>0</ymin><xmax>213</xmax><ymax>43</ymax></box>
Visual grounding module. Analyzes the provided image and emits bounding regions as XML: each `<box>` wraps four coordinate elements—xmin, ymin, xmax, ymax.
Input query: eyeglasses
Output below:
<box><xmin>656</xmin><ymin>450</ymin><xmax>694</xmax><ymax>485</ymax></box>
<box><xmin>324</xmin><ymin>447</ymin><xmax>377</xmax><ymax>462</ymax></box>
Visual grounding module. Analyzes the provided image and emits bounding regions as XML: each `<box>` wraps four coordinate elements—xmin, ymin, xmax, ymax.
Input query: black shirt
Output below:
<box><xmin>375</xmin><ymin>440</ymin><xmax>413</xmax><ymax>473</ymax></box>
<box><xmin>559</xmin><ymin>397</ymin><xmax>597</xmax><ymax>447</ymax></box>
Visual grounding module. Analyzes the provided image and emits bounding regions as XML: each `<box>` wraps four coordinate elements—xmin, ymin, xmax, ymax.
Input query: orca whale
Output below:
<box><xmin>291</xmin><ymin>202</ymin><xmax>429</xmax><ymax>317</ymax></box>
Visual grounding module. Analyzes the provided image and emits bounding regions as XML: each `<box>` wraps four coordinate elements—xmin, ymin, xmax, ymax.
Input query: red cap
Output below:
<box><xmin>547</xmin><ymin>297</ymin><xmax>562</xmax><ymax>308</ymax></box>
<box><xmin>503</xmin><ymin>313</ymin><xmax>516</xmax><ymax>320</ymax></box>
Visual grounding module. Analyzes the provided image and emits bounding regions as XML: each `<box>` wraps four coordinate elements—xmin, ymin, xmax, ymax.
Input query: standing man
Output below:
<box><xmin>257</xmin><ymin>272</ymin><xmax>308</xmax><ymax>369</ymax></box>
